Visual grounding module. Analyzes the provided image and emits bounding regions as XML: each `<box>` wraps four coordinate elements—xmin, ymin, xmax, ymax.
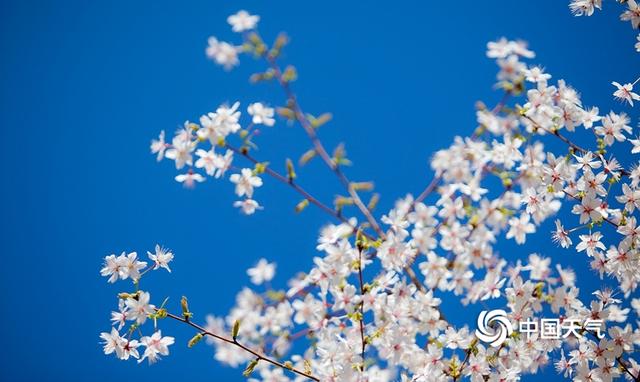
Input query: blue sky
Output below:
<box><xmin>1</xmin><ymin>1</ymin><xmax>638</xmax><ymax>381</ymax></box>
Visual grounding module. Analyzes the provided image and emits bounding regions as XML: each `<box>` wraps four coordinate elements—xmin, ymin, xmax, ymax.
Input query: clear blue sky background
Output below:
<box><xmin>1</xmin><ymin>1</ymin><xmax>638</xmax><ymax>381</ymax></box>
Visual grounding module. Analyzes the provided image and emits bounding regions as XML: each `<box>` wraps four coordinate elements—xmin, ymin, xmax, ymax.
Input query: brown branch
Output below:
<box><xmin>523</xmin><ymin>114</ymin><xmax>629</xmax><ymax>177</ymax></box>
<box><xmin>411</xmin><ymin>92</ymin><xmax>511</xmax><ymax>210</ymax></box>
<box><xmin>616</xmin><ymin>356</ymin><xmax>639</xmax><ymax>382</ymax></box>
<box><xmin>414</xmin><ymin>175</ymin><xmax>442</xmax><ymax>205</ymax></box>
<box><xmin>562</xmin><ymin>190</ymin><xmax>620</xmax><ymax>229</ymax></box>
<box><xmin>264</xmin><ymin>54</ymin><xmax>386</xmax><ymax>239</ymax></box>
<box><xmin>523</xmin><ymin>115</ymin><xmax>589</xmax><ymax>154</ymax></box>
<box><xmin>584</xmin><ymin>329</ymin><xmax>639</xmax><ymax>381</ymax></box>
<box><xmin>453</xmin><ymin>347</ymin><xmax>473</xmax><ymax>382</ymax></box>
<box><xmin>162</xmin><ymin>311</ymin><xmax>319</xmax><ymax>381</ymax></box>
<box><xmin>225</xmin><ymin>143</ymin><xmax>375</xmax><ymax>241</ymax></box>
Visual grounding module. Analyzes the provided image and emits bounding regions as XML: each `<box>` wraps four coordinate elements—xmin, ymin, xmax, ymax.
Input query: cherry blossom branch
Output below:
<box><xmin>225</xmin><ymin>143</ymin><xmax>376</xmax><ymax>241</ymax></box>
<box><xmin>523</xmin><ymin>114</ymin><xmax>630</xmax><ymax>176</ymax></box>
<box><xmin>523</xmin><ymin>115</ymin><xmax>589</xmax><ymax>154</ymax></box>
<box><xmin>412</xmin><ymin>92</ymin><xmax>511</xmax><ymax>209</ymax></box>
<box><xmin>262</xmin><ymin>52</ymin><xmax>386</xmax><ymax>239</ymax></box>
<box><xmin>563</xmin><ymin>190</ymin><xmax>620</xmax><ymax>229</ymax></box>
<box><xmin>584</xmin><ymin>329</ymin><xmax>639</xmax><ymax>382</ymax></box>
<box><xmin>453</xmin><ymin>347</ymin><xmax>473</xmax><ymax>382</ymax></box>
<box><xmin>414</xmin><ymin>174</ymin><xmax>442</xmax><ymax>205</ymax></box>
<box><xmin>616</xmin><ymin>357</ymin><xmax>639</xmax><ymax>382</ymax></box>
<box><xmin>162</xmin><ymin>311</ymin><xmax>319</xmax><ymax>381</ymax></box>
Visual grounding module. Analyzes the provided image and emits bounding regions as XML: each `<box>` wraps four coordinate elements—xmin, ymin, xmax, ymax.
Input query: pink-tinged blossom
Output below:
<box><xmin>100</xmin><ymin>328</ymin><xmax>140</xmax><ymax>360</ymax></box>
<box><xmin>569</xmin><ymin>0</ymin><xmax>602</xmax><ymax>16</ymax></box>
<box><xmin>621</xmin><ymin>0</ymin><xmax>640</xmax><ymax>29</ymax></box>
<box><xmin>552</xmin><ymin>219</ymin><xmax>573</xmax><ymax>248</ymax></box>
<box><xmin>612</xmin><ymin>81</ymin><xmax>640</xmax><ymax>106</ymax></box>
<box><xmin>175</xmin><ymin>171</ymin><xmax>205</xmax><ymax>188</ymax></box>
<box><xmin>233</xmin><ymin>199</ymin><xmax>262</xmax><ymax>215</ymax></box>
<box><xmin>576</xmin><ymin>232</ymin><xmax>606</xmax><ymax>256</ymax></box>
<box><xmin>125</xmin><ymin>291</ymin><xmax>154</xmax><ymax>325</ymax></box>
<box><xmin>139</xmin><ymin>331</ymin><xmax>175</xmax><ymax>364</ymax></box>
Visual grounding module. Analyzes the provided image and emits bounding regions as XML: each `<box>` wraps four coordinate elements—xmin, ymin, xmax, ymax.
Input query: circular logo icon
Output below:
<box><xmin>475</xmin><ymin>309</ymin><xmax>513</xmax><ymax>347</ymax></box>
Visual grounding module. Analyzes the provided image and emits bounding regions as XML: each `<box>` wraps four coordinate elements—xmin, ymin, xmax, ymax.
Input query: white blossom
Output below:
<box><xmin>206</xmin><ymin>37</ymin><xmax>239</xmax><ymax>70</ymax></box>
<box><xmin>247</xmin><ymin>258</ymin><xmax>275</xmax><ymax>285</ymax></box>
<box><xmin>147</xmin><ymin>245</ymin><xmax>173</xmax><ymax>272</ymax></box>
<box><xmin>227</xmin><ymin>10</ymin><xmax>259</xmax><ymax>32</ymax></box>
<box><xmin>247</xmin><ymin>103</ymin><xmax>275</xmax><ymax>126</ymax></box>
<box><xmin>230</xmin><ymin>168</ymin><xmax>262</xmax><ymax>197</ymax></box>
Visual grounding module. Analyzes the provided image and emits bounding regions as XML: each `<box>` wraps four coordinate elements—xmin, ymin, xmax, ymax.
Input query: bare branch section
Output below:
<box><xmin>163</xmin><ymin>311</ymin><xmax>319</xmax><ymax>381</ymax></box>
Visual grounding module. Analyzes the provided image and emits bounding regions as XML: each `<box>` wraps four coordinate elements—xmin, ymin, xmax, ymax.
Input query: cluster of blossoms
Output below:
<box><xmin>100</xmin><ymin>246</ymin><xmax>175</xmax><ymax>364</ymax></box>
<box><xmin>101</xmin><ymin>9</ymin><xmax>640</xmax><ymax>382</ymax></box>
<box><xmin>148</xmin><ymin>11</ymin><xmax>274</xmax><ymax>215</ymax></box>
<box><xmin>150</xmin><ymin>99</ymin><xmax>275</xmax><ymax>214</ymax></box>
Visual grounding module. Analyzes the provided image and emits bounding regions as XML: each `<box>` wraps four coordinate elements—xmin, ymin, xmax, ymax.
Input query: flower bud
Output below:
<box><xmin>276</xmin><ymin>107</ymin><xmax>295</xmax><ymax>120</ymax></box>
<box><xmin>367</xmin><ymin>193</ymin><xmax>380</xmax><ymax>211</ymax></box>
<box><xmin>334</xmin><ymin>196</ymin><xmax>354</xmax><ymax>209</ymax></box>
<box><xmin>248</xmin><ymin>32</ymin><xmax>262</xmax><ymax>46</ymax></box>
<box><xmin>181</xmin><ymin>296</ymin><xmax>193</xmax><ymax>321</ymax></box>
<box><xmin>156</xmin><ymin>308</ymin><xmax>168</xmax><ymax>319</ymax></box>
<box><xmin>299</xmin><ymin>149</ymin><xmax>317</xmax><ymax>166</ymax></box>
<box><xmin>273</xmin><ymin>33</ymin><xmax>289</xmax><ymax>51</ymax></box>
<box><xmin>350</xmin><ymin>182</ymin><xmax>374</xmax><ymax>192</ymax></box>
<box><xmin>295</xmin><ymin>199</ymin><xmax>309</xmax><ymax>213</ymax></box>
<box><xmin>188</xmin><ymin>333</ymin><xmax>203</xmax><ymax>348</ymax></box>
<box><xmin>303</xmin><ymin>360</ymin><xmax>312</xmax><ymax>375</ymax></box>
<box><xmin>269</xmin><ymin>33</ymin><xmax>289</xmax><ymax>58</ymax></box>
<box><xmin>254</xmin><ymin>162</ymin><xmax>267</xmax><ymax>174</ymax></box>
<box><xmin>243</xmin><ymin>359</ymin><xmax>259</xmax><ymax>377</ymax></box>
<box><xmin>282</xmin><ymin>65</ymin><xmax>297</xmax><ymax>82</ymax></box>
<box><xmin>332</xmin><ymin>143</ymin><xmax>352</xmax><ymax>166</ymax></box>
<box><xmin>356</xmin><ymin>229</ymin><xmax>367</xmax><ymax>251</ymax></box>
<box><xmin>309</xmin><ymin>113</ymin><xmax>332</xmax><ymax>129</ymax></box>
<box><xmin>232</xmin><ymin>320</ymin><xmax>240</xmax><ymax>340</ymax></box>
<box><xmin>286</xmin><ymin>158</ymin><xmax>296</xmax><ymax>181</ymax></box>
<box><xmin>250</xmin><ymin>70</ymin><xmax>275</xmax><ymax>84</ymax></box>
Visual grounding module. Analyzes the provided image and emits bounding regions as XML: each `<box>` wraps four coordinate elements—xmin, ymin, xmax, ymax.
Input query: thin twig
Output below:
<box><xmin>162</xmin><ymin>311</ymin><xmax>319</xmax><ymax>381</ymax></box>
<box><xmin>411</xmin><ymin>93</ymin><xmax>512</xmax><ymax>209</ymax></box>
<box><xmin>225</xmin><ymin>143</ymin><xmax>375</xmax><ymax>241</ymax></box>
<box><xmin>523</xmin><ymin>114</ymin><xmax>629</xmax><ymax>176</ymax></box>
<box><xmin>264</xmin><ymin>54</ymin><xmax>386</xmax><ymax>239</ymax></box>
<box><xmin>453</xmin><ymin>347</ymin><xmax>473</xmax><ymax>381</ymax></box>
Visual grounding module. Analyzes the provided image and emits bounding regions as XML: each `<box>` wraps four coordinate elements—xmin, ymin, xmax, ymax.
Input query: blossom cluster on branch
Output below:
<box><xmin>100</xmin><ymin>8</ymin><xmax>640</xmax><ymax>382</ymax></box>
